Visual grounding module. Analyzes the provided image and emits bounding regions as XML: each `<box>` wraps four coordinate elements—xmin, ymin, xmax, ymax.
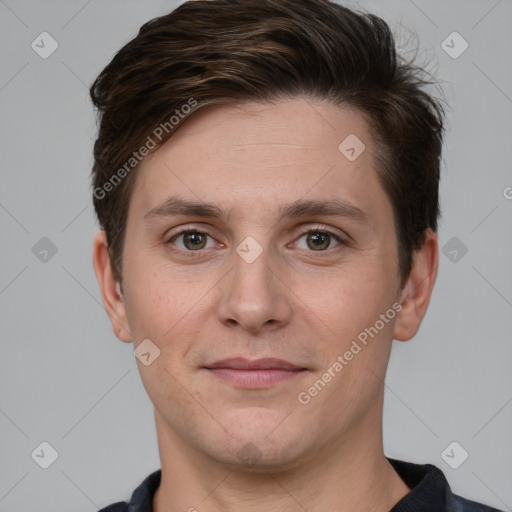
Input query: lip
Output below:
<box><xmin>204</xmin><ymin>357</ymin><xmax>305</xmax><ymax>371</ymax></box>
<box><xmin>203</xmin><ymin>358</ymin><xmax>307</xmax><ymax>389</ymax></box>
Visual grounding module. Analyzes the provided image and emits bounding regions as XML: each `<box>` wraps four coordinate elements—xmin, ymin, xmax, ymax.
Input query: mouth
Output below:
<box><xmin>203</xmin><ymin>358</ymin><xmax>308</xmax><ymax>389</ymax></box>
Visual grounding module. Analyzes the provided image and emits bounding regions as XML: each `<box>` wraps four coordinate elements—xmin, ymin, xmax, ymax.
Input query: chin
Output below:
<box><xmin>204</xmin><ymin>410</ymin><xmax>308</xmax><ymax>471</ymax></box>
<box><xmin>210</xmin><ymin>439</ymin><xmax>305</xmax><ymax>473</ymax></box>
<box><xmin>224</xmin><ymin>406</ymin><xmax>297</xmax><ymax>439</ymax></box>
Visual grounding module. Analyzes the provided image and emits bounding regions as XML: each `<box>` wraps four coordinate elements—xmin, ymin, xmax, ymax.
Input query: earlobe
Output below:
<box><xmin>92</xmin><ymin>230</ymin><xmax>132</xmax><ymax>343</ymax></box>
<box><xmin>393</xmin><ymin>228</ymin><xmax>439</xmax><ymax>342</ymax></box>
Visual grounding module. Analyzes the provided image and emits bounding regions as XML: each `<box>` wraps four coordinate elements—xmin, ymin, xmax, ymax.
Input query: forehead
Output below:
<box><xmin>129</xmin><ymin>97</ymin><xmax>392</xmax><ymax>226</ymax></box>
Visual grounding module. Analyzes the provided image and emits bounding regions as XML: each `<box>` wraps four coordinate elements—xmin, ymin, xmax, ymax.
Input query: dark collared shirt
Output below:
<box><xmin>97</xmin><ymin>458</ymin><xmax>504</xmax><ymax>511</ymax></box>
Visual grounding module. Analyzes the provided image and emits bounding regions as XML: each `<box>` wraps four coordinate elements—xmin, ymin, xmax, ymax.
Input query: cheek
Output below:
<box><xmin>298</xmin><ymin>266</ymin><xmax>398</xmax><ymax>396</ymax></box>
<box><xmin>123</xmin><ymin>261</ymin><xmax>216</xmax><ymax>366</ymax></box>
<box><xmin>123</xmin><ymin>261</ymin><xmax>181</xmax><ymax>338</ymax></box>
<box><xmin>303</xmin><ymin>264</ymin><xmax>393</xmax><ymax>329</ymax></box>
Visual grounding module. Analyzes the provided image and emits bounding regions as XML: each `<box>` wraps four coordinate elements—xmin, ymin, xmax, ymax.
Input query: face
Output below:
<box><xmin>95</xmin><ymin>97</ymin><xmax>432</xmax><ymax>470</ymax></box>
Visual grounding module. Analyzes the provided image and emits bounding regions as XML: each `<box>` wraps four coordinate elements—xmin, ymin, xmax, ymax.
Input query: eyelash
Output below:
<box><xmin>165</xmin><ymin>226</ymin><xmax>347</xmax><ymax>257</ymax></box>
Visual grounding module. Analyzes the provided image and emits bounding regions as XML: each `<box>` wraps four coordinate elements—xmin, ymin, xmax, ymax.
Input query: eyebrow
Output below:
<box><xmin>143</xmin><ymin>195</ymin><xmax>368</xmax><ymax>224</ymax></box>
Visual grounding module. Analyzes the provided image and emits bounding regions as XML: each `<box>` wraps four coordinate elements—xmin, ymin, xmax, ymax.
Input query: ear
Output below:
<box><xmin>393</xmin><ymin>228</ymin><xmax>438</xmax><ymax>342</ymax></box>
<box><xmin>92</xmin><ymin>230</ymin><xmax>132</xmax><ymax>343</ymax></box>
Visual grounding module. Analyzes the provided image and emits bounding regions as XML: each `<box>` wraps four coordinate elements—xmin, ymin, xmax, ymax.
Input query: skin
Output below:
<box><xmin>93</xmin><ymin>97</ymin><xmax>438</xmax><ymax>512</ymax></box>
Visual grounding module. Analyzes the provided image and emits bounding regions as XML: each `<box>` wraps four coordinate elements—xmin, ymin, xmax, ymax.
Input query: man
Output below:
<box><xmin>90</xmin><ymin>0</ymin><xmax>503</xmax><ymax>510</ymax></box>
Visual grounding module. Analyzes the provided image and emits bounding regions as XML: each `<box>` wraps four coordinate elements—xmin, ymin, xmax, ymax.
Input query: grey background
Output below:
<box><xmin>0</xmin><ymin>0</ymin><xmax>511</xmax><ymax>510</ymax></box>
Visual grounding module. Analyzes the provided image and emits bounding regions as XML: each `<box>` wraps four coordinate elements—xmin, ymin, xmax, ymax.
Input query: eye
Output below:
<box><xmin>294</xmin><ymin>230</ymin><xmax>342</xmax><ymax>251</ymax></box>
<box><xmin>168</xmin><ymin>230</ymin><xmax>216</xmax><ymax>251</ymax></box>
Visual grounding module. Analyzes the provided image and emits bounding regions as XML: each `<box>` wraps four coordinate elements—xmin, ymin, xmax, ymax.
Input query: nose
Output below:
<box><xmin>216</xmin><ymin>245</ymin><xmax>293</xmax><ymax>334</ymax></box>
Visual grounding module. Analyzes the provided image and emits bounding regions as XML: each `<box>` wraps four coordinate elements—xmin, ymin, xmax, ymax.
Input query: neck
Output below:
<box><xmin>152</xmin><ymin>407</ymin><xmax>410</xmax><ymax>512</ymax></box>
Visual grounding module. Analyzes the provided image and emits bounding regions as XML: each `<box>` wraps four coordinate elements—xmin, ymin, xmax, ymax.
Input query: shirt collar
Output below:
<box><xmin>388</xmin><ymin>458</ymin><xmax>448</xmax><ymax>511</ymax></box>
<box><xmin>124</xmin><ymin>458</ymin><xmax>457</xmax><ymax>512</ymax></box>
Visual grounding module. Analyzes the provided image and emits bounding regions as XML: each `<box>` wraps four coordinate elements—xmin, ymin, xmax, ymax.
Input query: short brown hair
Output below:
<box><xmin>90</xmin><ymin>0</ymin><xmax>446</xmax><ymax>289</ymax></box>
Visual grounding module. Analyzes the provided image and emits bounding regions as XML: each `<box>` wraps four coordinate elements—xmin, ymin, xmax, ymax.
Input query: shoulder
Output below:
<box><xmin>97</xmin><ymin>504</ymin><xmax>128</xmax><ymax>512</ymax></box>
<box><xmin>96</xmin><ymin>469</ymin><xmax>161</xmax><ymax>512</ymax></box>
<box><xmin>447</xmin><ymin>492</ymin><xmax>505</xmax><ymax>512</ymax></box>
<box><xmin>387</xmin><ymin>458</ymin><xmax>505</xmax><ymax>512</ymax></box>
